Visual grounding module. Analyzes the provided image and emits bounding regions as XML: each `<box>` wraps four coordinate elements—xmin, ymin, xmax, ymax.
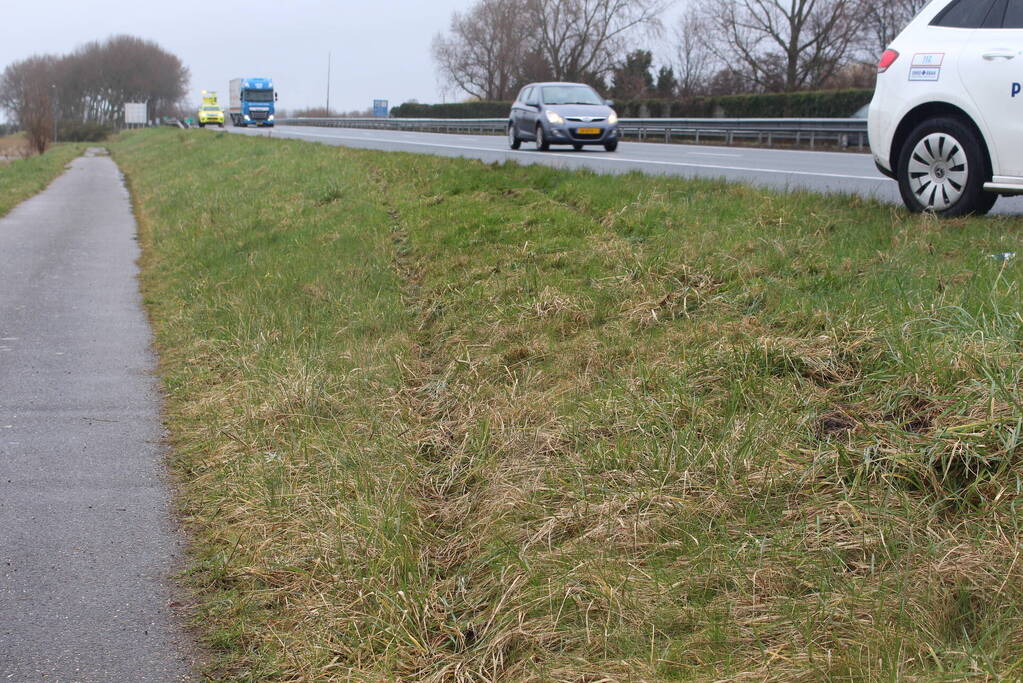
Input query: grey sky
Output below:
<box><xmin>2</xmin><ymin>1</ymin><xmax>685</xmax><ymax>121</ymax></box>
<box><xmin>1</xmin><ymin>0</ymin><xmax>482</xmax><ymax>115</ymax></box>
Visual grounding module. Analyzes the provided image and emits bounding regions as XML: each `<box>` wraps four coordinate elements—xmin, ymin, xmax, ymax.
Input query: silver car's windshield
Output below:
<box><xmin>541</xmin><ymin>86</ymin><xmax>602</xmax><ymax>105</ymax></box>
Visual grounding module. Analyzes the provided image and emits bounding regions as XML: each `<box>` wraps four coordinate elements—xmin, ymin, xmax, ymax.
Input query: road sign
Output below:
<box><xmin>373</xmin><ymin>99</ymin><xmax>389</xmax><ymax>118</ymax></box>
<box><xmin>124</xmin><ymin>102</ymin><xmax>147</xmax><ymax>125</ymax></box>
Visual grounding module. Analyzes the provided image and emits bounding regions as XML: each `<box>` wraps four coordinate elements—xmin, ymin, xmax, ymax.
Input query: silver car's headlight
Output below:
<box><xmin>545</xmin><ymin>110</ymin><xmax>565</xmax><ymax>124</ymax></box>
<box><xmin>608</xmin><ymin>112</ymin><xmax>618</xmax><ymax>125</ymax></box>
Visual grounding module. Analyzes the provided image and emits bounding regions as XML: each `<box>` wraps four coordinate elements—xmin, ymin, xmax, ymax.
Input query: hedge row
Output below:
<box><xmin>391</xmin><ymin>89</ymin><xmax>872</xmax><ymax>119</ymax></box>
<box><xmin>58</xmin><ymin>122</ymin><xmax>114</xmax><ymax>142</ymax></box>
<box><xmin>390</xmin><ymin>101</ymin><xmax>512</xmax><ymax>118</ymax></box>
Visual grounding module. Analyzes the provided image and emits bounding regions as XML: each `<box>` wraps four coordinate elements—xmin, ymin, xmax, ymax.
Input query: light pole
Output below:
<box><xmin>51</xmin><ymin>84</ymin><xmax>58</xmax><ymax>143</ymax></box>
<box><xmin>326</xmin><ymin>51</ymin><xmax>332</xmax><ymax>115</ymax></box>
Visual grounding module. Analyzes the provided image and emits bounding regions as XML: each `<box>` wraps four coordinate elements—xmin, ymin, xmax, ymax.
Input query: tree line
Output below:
<box><xmin>0</xmin><ymin>35</ymin><xmax>188</xmax><ymax>153</ymax></box>
<box><xmin>433</xmin><ymin>0</ymin><xmax>928</xmax><ymax>102</ymax></box>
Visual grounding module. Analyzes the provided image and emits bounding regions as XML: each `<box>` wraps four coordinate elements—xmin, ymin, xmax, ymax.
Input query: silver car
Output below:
<box><xmin>508</xmin><ymin>82</ymin><xmax>620</xmax><ymax>152</ymax></box>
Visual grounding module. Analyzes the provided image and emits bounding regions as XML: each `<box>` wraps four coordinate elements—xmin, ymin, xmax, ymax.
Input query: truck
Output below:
<box><xmin>229</xmin><ymin>78</ymin><xmax>276</xmax><ymax>127</ymax></box>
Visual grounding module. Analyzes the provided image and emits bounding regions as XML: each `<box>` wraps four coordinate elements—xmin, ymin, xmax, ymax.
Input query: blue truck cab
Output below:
<box><xmin>229</xmin><ymin>77</ymin><xmax>276</xmax><ymax>127</ymax></box>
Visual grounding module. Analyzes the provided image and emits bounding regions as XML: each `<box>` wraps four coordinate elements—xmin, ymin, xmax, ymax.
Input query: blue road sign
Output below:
<box><xmin>373</xmin><ymin>99</ymin><xmax>389</xmax><ymax>117</ymax></box>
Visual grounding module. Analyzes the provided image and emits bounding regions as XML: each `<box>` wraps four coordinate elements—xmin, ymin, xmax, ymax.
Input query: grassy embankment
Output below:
<box><xmin>0</xmin><ymin>138</ymin><xmax>87</xmax><ymax>217</ymax></box>
<box><xmin>111</xmin><ymin>128</ymin><xmax>1023</xmax><ymax>681</ymax></box>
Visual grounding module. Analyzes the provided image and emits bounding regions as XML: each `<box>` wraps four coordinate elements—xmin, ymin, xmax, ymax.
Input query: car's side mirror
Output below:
<box><xmin>604</xmin><ymin>99</ymin><xmax>614</xmax><ymax>107</ymax></box>
<box><xmin>275</xmin><ymin>93</ymin><xmax>279</xmax><ymax>101</ymax></box>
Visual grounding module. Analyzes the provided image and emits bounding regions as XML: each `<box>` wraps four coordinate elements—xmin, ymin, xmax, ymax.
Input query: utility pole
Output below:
<box><xmin>326</xmin><ymin>51</ymin><xmax>331</xmax><ymax>115</ymax></box>
<box><xmin>51</xmin><ymin>84</ymin><xmax>58</xmax><ymax>143</ymax></box>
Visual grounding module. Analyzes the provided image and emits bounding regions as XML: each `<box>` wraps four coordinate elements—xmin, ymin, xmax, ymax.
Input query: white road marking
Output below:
<box><xmin>687</xmin><ymin>151</ymin><xmax>743</xmax><ymax>158</ymax></box>
<box><xmin>274</xmin><ymin>130</ymin><xmax>883</xmax><ymax>182</ymax></box>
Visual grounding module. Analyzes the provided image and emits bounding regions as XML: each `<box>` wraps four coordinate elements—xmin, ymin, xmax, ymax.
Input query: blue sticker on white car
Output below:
<box><xmin>910</xmin><ymin>53</ymin><xmax>944</xmax><ymax>81</ymax></box>
<box><xmin>1012</xmin><ymin>82</ymin><xmax>1021</xmax><ymax>97</ymax></box>
<box><xmin>910</xmin><ymin>67</ymin><xmax>941</xmax><ymax>81</ymax></box>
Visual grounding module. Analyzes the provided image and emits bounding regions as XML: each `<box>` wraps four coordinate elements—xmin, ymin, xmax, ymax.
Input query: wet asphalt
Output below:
<box><xmin>0</xmin><ymin>151</ymin><xmax>195</xmax><ymax>682</ymax></box>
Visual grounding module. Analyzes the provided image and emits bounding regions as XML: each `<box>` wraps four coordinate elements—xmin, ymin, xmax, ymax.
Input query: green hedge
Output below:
<box><xmin>391</xmin><ymin>90</ymin><xmax>872</xmax><ymax>119</ymax></box>
<box><xmin>390</xmin><ymin>101</ymin><xmax>512</xmax><ymax>118</ymax></box>
<box><xmin>58</xmin><ymin>122</ymin><xmax>114</xmax><ymax>142</ymax></box>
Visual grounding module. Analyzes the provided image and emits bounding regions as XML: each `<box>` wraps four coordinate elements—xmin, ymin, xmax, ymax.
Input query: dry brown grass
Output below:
<box><xmin>110</xmin><ymin>129</ymin><xmax>1023</xmax><ymax>681</ymax></box>
<box><xmin>0</xmin><ymin>133</ymin><xmax>33</xmax><ymax>164</ymax></box>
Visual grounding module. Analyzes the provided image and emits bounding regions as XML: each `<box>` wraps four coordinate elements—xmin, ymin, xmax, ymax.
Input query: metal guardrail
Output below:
<box><xmin>280</xmin><ymin>116</ymin><xmax>869</xmax><ymax>150</ymax></box>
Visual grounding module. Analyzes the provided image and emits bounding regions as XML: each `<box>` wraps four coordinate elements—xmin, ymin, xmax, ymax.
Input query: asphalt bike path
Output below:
<box><xmin>0</xmin><ymin>150</ymin><xmax>194</xmax><ymax>681</ymax></box>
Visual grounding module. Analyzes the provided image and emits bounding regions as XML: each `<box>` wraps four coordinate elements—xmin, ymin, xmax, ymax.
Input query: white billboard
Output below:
<box><xmin>124</xmin><ymin>102</ymin><xmax>147</xmax><ymax>125</ymax></box>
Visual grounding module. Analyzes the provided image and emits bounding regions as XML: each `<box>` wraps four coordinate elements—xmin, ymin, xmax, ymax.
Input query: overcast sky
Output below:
<box><xmin>2</xmin><ymin>0</ymin><xmax>684</xmax><ymax>120</ymax></box>
<box><xmin>1</xmin><ymin>0</ymin><xmax>489</xmax><ymax>115</ymax></box>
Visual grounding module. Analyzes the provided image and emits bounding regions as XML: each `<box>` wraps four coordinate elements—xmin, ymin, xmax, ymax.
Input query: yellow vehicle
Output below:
<box><xmin>197</xmin><ymin>90</ymin><xmax>224</xmax><ymax>128</ymax></box>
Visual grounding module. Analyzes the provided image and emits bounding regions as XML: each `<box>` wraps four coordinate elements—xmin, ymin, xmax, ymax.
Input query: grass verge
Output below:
<box><xmin>0</xmin><ymin>141</ymin><xmax>87</xmax><ymax>217</ymax></box>
<box><xmin>111</xmin><ymin>128</ymin><xmax>1023</xmax><ymax>681</ymax></box>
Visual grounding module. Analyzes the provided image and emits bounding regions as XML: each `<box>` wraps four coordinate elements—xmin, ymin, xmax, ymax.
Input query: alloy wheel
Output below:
<box><xmin>906</xmin><ymin>132</ymin><xmax>968</xmax><ymax>211</ymax></box>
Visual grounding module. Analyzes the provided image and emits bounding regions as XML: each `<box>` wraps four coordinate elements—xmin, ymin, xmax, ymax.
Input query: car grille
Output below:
<box><xmin>566</xmin><ymin>117</ymin><xmax>606</xmax><ymax>123</ymax></box>
<box><xmin>251</xmin><ymin>111</ymin><xmax>269</xmax><ymax>121</ymax></box>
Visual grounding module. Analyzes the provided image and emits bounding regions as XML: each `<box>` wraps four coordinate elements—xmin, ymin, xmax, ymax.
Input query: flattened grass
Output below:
<box><xmin>0</xmin><ymin>141</ymin><xmax>87</xmax><ymax>217</ymax></box>
<box><xmin>112</xmin><ymin>128</ymin><xmax>1023</xmax><ymax>681</ymax></box>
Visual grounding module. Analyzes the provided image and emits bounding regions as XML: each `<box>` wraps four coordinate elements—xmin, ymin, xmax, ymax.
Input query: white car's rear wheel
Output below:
<box><xmin>897</xmin><ymin>117</ymin><xmax>996</xmax><ymax>216</ymax></box>
<box><xmin>907</xmin><ymin>132</ymin><xmax>968</xmax><ymax>210</ymax></box>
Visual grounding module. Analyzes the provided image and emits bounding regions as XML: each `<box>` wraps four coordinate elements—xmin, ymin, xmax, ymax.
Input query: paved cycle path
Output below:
<box><xmin>0</xmin><ymin>151</ymin><xmax>194</xmax><ymax>681</ymax></box>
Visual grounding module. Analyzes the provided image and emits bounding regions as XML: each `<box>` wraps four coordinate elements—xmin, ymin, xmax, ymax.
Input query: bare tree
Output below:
<box><xmin>704</xmin><ymin>0</ymin><xmax>864</xmax><ymax>92</ymax></box>
<box><xmin>674</xmin><ymin>9</ymin><xmax>715</xmax><ymax>96</ymax></box>
<box><xmin>527</xmin><ymin>0</ymin><xmax>664</xmax><ymax>84</ymax></box>
<box><xmin>857</xmin><ymin>0</ymin><xmax>929</xmax><ymax>57</ymax></box>
<box><xmin>0</xmin><ymin>55</ymin><xmax>58</xmax><ymax>153</ymax></box>
<box><xmin>432</xmin><ymin>0</ymin><xmax>529</xmax><ymax>101</ymax></box>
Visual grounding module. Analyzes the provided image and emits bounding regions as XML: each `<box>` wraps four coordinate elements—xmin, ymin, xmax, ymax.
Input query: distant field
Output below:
<box><xmin>0</xmin><ymin>140</ymin><xmax>86</xmax><ymax>217</ymax></box>
<box><xmin>0</xmin><ymin>133</ymin><xmax>29</xmax><ymax>162</ymax></box>
<box><xmin>111</xmin><ymin>128</ymin><xmax>1023</xmax><ymax>681</ymax></box>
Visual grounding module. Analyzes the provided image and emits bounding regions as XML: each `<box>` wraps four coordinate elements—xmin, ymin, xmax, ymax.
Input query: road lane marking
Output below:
<box><xmin>687</xmin><ymin>151</ymin><xmax>742</xmax><ymax>158</ymax></box>
<box><xmin>273</xmin><ymin>130</ymin><xmax>884</xmax><ymax>182</ymax></box>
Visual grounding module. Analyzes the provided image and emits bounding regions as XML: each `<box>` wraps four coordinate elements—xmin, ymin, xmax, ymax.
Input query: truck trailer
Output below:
<box><xmin>229</xmin><ymin>78</ymin><xmax>276</xmax><ymax>127</ymax></box>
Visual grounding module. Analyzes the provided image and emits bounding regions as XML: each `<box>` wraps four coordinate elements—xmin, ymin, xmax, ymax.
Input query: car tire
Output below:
<box><xmin>573</xmin><ymin>143</ymin><xmax>583</xmax><ymax>151</ymax></box>
<box><xmin>897</xmin><ymin>117</ymin><xmax>996</xmax><ymax>217</ymax></box>
<box><xmin>508</xmin><ymin>124</ymin><xmax>521</xmax><ymax>150</ymax></box>
<box><xmin>199</xmin><ymin>122</ymin><xmax>205</xmax><ymax>128</ymax></box>
<box><xmin>604</xmin><ymin>140</ymin><xmax>618</xmax><ymax>152</ymax></box>
<box><xmin>536</xmin><ymin>125</ymin><xmax>549</xmax><ymax>151</ymax></box>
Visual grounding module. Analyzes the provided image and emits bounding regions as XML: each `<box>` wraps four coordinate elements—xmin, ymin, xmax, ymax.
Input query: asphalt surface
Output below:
<box><xmin>231</xmin><ymin>124</ymin><xmax>1023</xmax><ymax>214</ymax></box>
<box><xmin>0</xmin><ymin>151</ymin><xmax>195</xmax><ymax>682</ymax></box>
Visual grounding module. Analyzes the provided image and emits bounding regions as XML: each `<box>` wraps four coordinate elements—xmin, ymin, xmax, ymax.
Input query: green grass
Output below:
<box><xmin>0</xmin><ymin>141</ymin><xmax>88</xmax><ymax>217</ymax></box>
<box><xmin>110</xmin><ymin>127</ymin><xmax>1023</xmax><ymax>681</ymax></box>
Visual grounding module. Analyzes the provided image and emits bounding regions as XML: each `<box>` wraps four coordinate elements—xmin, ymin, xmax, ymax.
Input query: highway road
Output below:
<box><xmin>231</xmin><ymin>124</ymin><xmax>1023</xmax><ymax>214</ymax></box>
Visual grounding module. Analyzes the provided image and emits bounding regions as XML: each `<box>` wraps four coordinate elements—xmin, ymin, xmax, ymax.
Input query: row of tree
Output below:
<box><xmin>0</xmin><ymin>35</ymin><xmax>188</xmax><ymax>152</ymax></box>
<box><xmin>433</xmin><ymin>0</ymin><xmax>928</xmax><ymax>101</ymax></box>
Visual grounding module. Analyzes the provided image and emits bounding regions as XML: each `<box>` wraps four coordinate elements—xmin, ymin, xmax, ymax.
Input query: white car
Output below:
<box><xmin>869</xmin><ymin>0</ymin><xmax>1023</xmax><ymax>216</ymax></box>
